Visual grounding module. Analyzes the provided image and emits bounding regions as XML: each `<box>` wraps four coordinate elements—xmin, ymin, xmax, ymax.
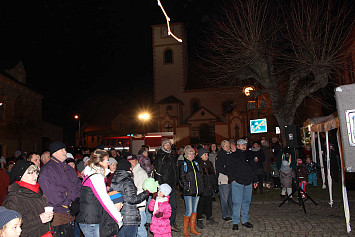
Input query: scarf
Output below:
<box><xmin>15</xmin><ymin>181</ymin><xmax>40</xmax><ymax>193</ymax></box>
<box><xmin>154</xmin><ymin>196</ymin><xmax>168</xmax><ymax>213</ymax></box>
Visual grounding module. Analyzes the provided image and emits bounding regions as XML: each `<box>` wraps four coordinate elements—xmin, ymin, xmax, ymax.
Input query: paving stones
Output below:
<box><xmin>146</xmin><ymin>192</ymin><xmax>355</xmax><ymax>236</ymax></box>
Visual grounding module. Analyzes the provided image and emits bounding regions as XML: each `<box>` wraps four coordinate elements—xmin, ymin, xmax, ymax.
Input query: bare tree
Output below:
<box><xmin>199</xmin><ymin>0</ymin><xmax>354</xmax><ymax>140</ymax></box>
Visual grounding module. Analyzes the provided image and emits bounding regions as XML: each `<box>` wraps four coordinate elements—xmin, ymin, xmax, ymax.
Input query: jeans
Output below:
<box><xmin>120</xmin><ymin>225</ymin><xmax>138</xmax><ymax>237</ymax></box>
<box><xmin>146</xmin><ymin>195</ymin><xmax>153</xmax><ymax>224</ymax></box>
<box><xmin>169</xmin><ymin>187</ymin><xmax>177</xmax><ymax>226</ymax></box>
<box><xmin>219</xmin><ymin>184</ymin><xmax>233</xmax><ymax>219</ymax></box>
<box><xmin>74</xmin><ymin>220</ymin><xmax>81</xmax><ymax>237</ymax></box>
<box><xmin>137</xmin><ymin>210</ymin><xmax>147</xmax><ymax>237</ymax></box>
<box><xmin>308</xmin><ymin>173</ymin><xmax>317</xmax><ymax>186</ymax></box>
<box><xmin>183</xmin><ymin>196</ymin><xmax>200</xmax><ymax>217</ymax></box>
<box><xmin>79</xmin><ymin>223</ymin><xmax>100</xmax><ymax>237</ymax></box>
<box><xmin>231</xmin><ymin>182</ymin><xmax>252</xmax><ymax>225</ymax></box>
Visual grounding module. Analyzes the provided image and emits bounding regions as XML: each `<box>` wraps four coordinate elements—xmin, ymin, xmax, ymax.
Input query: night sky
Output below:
<box><xmin>0</xmin><ymin>0</ymin><xmax>219</xmax><ymax>142</ymax></box>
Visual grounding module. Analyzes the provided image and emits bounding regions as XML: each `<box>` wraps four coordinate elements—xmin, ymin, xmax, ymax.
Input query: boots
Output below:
<box><xmin>183</xmin><ymin>216</ymin><xmax>191</xmax><ymax>237</ymax></box>
<box><xmin>190</xmin><ymin>213</ymin><xmax>202</xmax><ymax>235</ymax></box>
<box><xmin>206</xmin><ymin>216</ymin><xmax>218</xmax><ymax>225</ymax></box>
<box><xmin>197</xmin><ymin>219</ymin><xmax>205</xmax><ymax>229</ymax></box>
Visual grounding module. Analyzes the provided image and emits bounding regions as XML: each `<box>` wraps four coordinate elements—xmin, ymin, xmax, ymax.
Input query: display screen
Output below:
<box><xmin>250</xmin><ymin>118</ymin><xmax>267</xmax><ymax>134</ymax></box>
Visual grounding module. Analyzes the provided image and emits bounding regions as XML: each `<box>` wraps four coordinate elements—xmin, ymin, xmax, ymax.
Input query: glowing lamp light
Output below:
<box><xmin>243</xmin><ymin>86</ymin><xmax>255</xmax><ymax>96</ymax></box>
<box><xmin>139</xmin><ymin>113</ymin><xmax>150</xmax><ymax>120</ymax></box>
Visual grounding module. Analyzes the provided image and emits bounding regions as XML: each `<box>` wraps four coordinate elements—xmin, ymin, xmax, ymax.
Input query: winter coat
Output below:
<box><xmin>3</xmin><ymin>183</ymin><xmax>50</xmax><ymax>237</ymax></box>
<box><xmin>153</xmin><ymin>149</ymin><xmax>178</xmax><ymax>188</ymax></box>
<box><xmin>297</xmin><ymin>165</ymin><xmax>308</xmax><ymax>183</ymax></box>
<box><xmin>179</xmin><ymin>157</ymin><xmax>204</xmax><ymax>196</ymax></box>
<box><xmin>280</xmin><ymin>168</ymin><xmax>295</xmax><ymax>188</ymax></box>
<box><xmin>77</xmin><ymin>166</ymin><xmax>123</xmax><ymax>226</ymax></box>
<box><xmin>226</xmin><ymin>149</ymin><xmax>258</xmax><ymax>185</ymax></box>
<box><xmin>137</xmin><ymin>154</ymin><xmax>153</xmax><ymax>176</ymax></box>
<box><xmin>198</xmin><ymin>159</ymin><xmax>217</xmax><ymax>196</ymax></box>
<box><xmin>132</xmin><ymin>163</ymin><xmax>148</xmax><ymax>211</ymax></box>
<box><xmin>215</xmin><ymin>149</ymin><xmax>232</xmax><ymax>185</ymax></box>
<box><xmin>261</xmin><ymin>145</ymin><xmax>273</xmax><ymax>173</ymax></box>
<box><xmin>38</xmin><ymin>157</ymin><xmax>82</xmax><ymax>214</ymax></box>
<box><xmin>110</xmin><ymin>170</ymin><xmax>149</xmax><ymax>226</ymax></box>
<box><xmin>148</xmin><ymin>196</ymin><xmax>171</xmax><ymax>236</ymax></box>
<box><xmin>208</xmin><ymin>151</ymin><xmax>218</xmax><ymax>170</ymax></box>
<box><xmin>0</xmin><ymin>168</ymin><xmax>9</xmax><ymax>205</ymax></box>
<box><xmin>250</xmin><ymin>147</ymin><xmax>265</xmax><ymax>175</ymax></box>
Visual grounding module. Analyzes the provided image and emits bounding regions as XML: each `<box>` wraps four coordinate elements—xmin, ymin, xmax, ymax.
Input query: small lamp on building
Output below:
<box><xmin>138</xmin><ymin>113</ymin><xmax>150</xmax><ymax>135</ymax></box>
<box><xmin>74</xmin><ymin>115</ymin><xmax>81</xmax><ymax>146</ymax></box>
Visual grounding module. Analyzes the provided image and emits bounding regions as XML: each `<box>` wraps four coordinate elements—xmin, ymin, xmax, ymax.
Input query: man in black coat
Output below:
<box><xmin>227</xmin><ymin>139</ymin><xmax>258</xmax><ymax>231</ymax></box>
<box><xmin>153</xmin><ymin>139</ymin><xmax>180</xmax><ymax>232</ymax></box>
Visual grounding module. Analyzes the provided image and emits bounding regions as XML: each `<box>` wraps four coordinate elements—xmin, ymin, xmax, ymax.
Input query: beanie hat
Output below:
<box><xmin>49</xmin><ymin>141</ymin><xmax>66</xmax><ymax>156</ymax></box>
<box><xmin>117</xmin><ymin>159</ymin><xmax>131</xmax><ymax>171</ymax></box>
<box><xmin>83</xmin><ymin>156</ymin><xmax>90</xmax><ymax>165</ymax></box>
<box><xmin>127</xmin><ymin>155</ymin><xmax>137</xmax><ymax>161</ymax></box>
<box><xmin>14</xmin><ymin>150</ymin><xmax>21</xmax><ymax>156</ymax></box>
<box><xmin>197</xmin><ymin>148</ymin><xmax>209</xmax><ymax>158</ymax></box>
<box><xmin>65</xmin><ymin>158</ymin><xmax>75</xmax><ymax>164</ymax></box>
<box><xmin>161</xmin><ymin>139</ymin><xmax>171</xmax><ymax>147</ymax></box>
<box><xmin>237</xmin><ymin>139</ymin><xmax>248</xmax><ymax>145</ymax></box>
<box><xmin>0</xmin><ymin>206</ymin><xmax>22</xmax><ymax>228</ymax></box>
<box><xmin>109</xmin><ymin>158</ymin><xmax>117</xmax><ymax>165</ymax></box>
<box><xmin>76</xmin><ymin>161</ymin><xmax>85</xmax><ymax>173</ymax></box>
<box><xmin>185</xmin><ymin>147</ymin><xmax>195</xmax><ymax>156</ymax></box>
<box><xmin>9</xmin><ymin>160</ymin><xmax>34</xmax><ymax>184</ymax></box>
<box><xmin>108</xmin><ymin>191</ymin><xmax>124</xmax><ymax>204</ymax></box>
<box><xmin>159</xmin><ymin>183</ymin><xmax>172</xmax><ymax>196</ymax></box>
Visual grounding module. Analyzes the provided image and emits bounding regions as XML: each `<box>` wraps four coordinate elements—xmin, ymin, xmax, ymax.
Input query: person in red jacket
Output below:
<box><xmin>0</xmin><ymin>157</ymin><xmax>10</xmax><ymax>206</ymax></box>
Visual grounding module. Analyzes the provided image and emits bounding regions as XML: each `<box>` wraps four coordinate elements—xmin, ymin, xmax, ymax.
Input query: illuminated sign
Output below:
<box><xmin>250</xmin><ymin>118</ymin><xmax>267</xmax><ymax>134</ymax></box>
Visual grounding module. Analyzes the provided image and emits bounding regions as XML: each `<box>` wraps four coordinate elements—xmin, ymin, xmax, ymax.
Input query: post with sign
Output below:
<box><xmin>250</xmin><ymin>118</ymin><xmax>268</xmax><ymax>134</ymax></box>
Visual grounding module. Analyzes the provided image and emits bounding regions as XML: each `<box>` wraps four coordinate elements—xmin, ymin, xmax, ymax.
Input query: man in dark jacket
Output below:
<box><xmin>110</xmin><ymin>159</ymin><xmax>149</xmax><ymax>237</ymax></box>
<box><xmin>153</xmin><ymin>139</ymin><xmax>180</xmax><ymax>232</ymax></box>
<box><xmin>227</xmin><ymin>139</ymin><xmax>258</xmax><ymax>231</ymax></box>
<box><xmin>38</xmin><ymin>141</ymin><xmax>82</xmax><ymax>236</ymax></box>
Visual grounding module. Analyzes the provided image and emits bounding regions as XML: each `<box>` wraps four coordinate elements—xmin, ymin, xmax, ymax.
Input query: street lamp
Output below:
<box><xmin>138</xmin><ymin>113</ymin><xmax>150</xmax><ymax>135</ymax></box>
<box><xmin>74</xmin><ymin>115</ymin><xmax>81</xmax><ymax>146</ymax></box>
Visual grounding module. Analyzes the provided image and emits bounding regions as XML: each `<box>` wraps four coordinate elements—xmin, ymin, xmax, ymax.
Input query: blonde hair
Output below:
<box><xmin>0</xmin><ymin>218</ymin><xmax>22</xmax><ymax>236</ymax></box>
<box><xmin>87</xmin><ymin>149</ymin><xmax>109</xmax><ymax>175</ymax></box>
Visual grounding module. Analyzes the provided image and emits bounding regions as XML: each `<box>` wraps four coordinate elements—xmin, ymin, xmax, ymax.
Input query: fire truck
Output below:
<box><xmin>101</xmin><ymin>132</ymin><xmax>175</xmax><ymax>154</ymax></box>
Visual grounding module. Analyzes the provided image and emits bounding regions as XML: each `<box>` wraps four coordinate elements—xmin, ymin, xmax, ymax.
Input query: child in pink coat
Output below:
<box><xmin>148</xmin><ymin>183</ymin><xmax>172</xmax><ymax>237</ymax></box>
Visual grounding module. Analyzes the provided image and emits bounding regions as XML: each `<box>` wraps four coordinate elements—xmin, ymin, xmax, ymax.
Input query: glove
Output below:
<box><xmin>69</xmin><ymin>197</ymin><xmax>80</xmax><ymax>216</ymax></box>
<box><xmin>154</xmin><ymin>212</ymin><xmax>163</xmax><ymax>218</ymax></box>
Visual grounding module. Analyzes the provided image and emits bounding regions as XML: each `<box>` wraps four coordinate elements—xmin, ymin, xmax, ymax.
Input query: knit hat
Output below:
<box><xmin>117</xmin><ymin>159</ymin><xmax>131</xmax><ymax>171</ymax></box>
<box><xmin>9</xmin><ymin>160</ymin><xmax>34</xmax><ymax>184</ymax></box>
<box><xmin>161</xmin><ymin>139</ymin><xmax>171</xmax><ymax>147</ymax></box>
<box><xmin>197</xmin><ymin>148</ymin><xmax>209</xmax><ymax>158</ymax></box>
<box><xmin>83</xmin><ymin>156</ymin><xmax>90</xmax><ymax>164</ymax></box>
<box><xmin>14</xmin><ymin>150</ymin><xmax>21</xmax><ymax>156</ymax></box>
<box><xmin>127</xmin><ymin>155</ymin><xmax>137</xmax><ymax>161</ymax></box>
<box><xmin>229</xmin><ymin>139</ymin><xmax>236</xmax><ymax>145</ymax></box>
<box><xmin>65</xmin><ymin>158</ymin><xmax>75</xmax><ymax>164</ymax></box>
<box><xmin>280</xmin><ymin>160</ymin><xmax>292</xmax><ymax>173</ymax></box>
<box><xmin>237</xmin><ymin>139</ymin><xmax>248</xmax><ymax>145</ymax></box>
<box><xmin>0</xmin><ymin>206</ymin><xmax>22</xmax><ymax>228</ymax></box>
<box><xmin>108</xmin><ymin>191</ymin><xmax>124</xmax><ymax>204</ymax></box>
<box><xmin>178</xmin><ymin>147</ymin><xmax>184</xmax><ymax>152</ymax></box>
<box><xmin>185</xmin><ymin>147</ymin><xmax>195</xmax><ymax>156</ymax></box>
<box><xmin>159</xmin><ymin>183</ymin><xmax>172</xmax><ymax>196</ymax></box>
<box><xmin>109</xmin><ymin>158</ymin><xmax>117</xmax><ymax>165</ymax></box>
<box><xmin>49</xmin><ymin>141</ymin><xmax>66</xmax><ymax>156</ymax></box>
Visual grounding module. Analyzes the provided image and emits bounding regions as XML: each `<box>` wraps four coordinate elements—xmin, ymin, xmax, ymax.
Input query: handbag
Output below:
<box><xmin>41</xmin><ymin>223</ymin><xmax>53</xmax><ymax>237</ymax></box>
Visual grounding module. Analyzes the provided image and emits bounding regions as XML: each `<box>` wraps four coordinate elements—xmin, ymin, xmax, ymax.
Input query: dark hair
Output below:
<box><xmin>138</xmin><ymin>147</ymin><xmax>148</xmax><ymax>155</ymax></box>
<box><xmin>210</xmin><ymin>143</ymin><xmax>219</xmax><ymax>153</ymax></box>
<box><xmin>26</xmin><ymin>152</ymin><xmax>40</xmax><ymax>161</ymax></box>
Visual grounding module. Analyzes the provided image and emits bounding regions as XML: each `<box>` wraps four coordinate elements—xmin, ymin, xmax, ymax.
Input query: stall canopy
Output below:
<box><xmin>303</xmin><ymin>112</ymin><xmax>351</xmax><ymax>233</ymax></box>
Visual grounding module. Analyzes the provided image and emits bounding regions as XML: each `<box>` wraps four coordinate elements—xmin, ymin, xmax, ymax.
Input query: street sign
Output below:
<box><xmin>250</xmin><ymin>118</ymin><xmax>267</xmax><ymax>134</ymax></box>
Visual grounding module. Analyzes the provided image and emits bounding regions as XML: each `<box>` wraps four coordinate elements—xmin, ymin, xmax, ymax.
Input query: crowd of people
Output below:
<box><xmin>0</xmin><ymin>135</ymin><xmax>327</xmax><ymax>237</ymax></box>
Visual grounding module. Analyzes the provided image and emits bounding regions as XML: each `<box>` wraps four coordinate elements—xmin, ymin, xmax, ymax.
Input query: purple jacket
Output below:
<box><xmin>137</xmin><ymin>154</ymin><xmax>153</xmax><ymax>176</ymax></box>
<box><xmin>38</xmin><ymin>157</ymin><xmax>81</xmax><ymax>213</ymax></box>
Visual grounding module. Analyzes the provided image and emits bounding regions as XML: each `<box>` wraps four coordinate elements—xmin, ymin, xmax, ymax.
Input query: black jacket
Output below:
<box><xmin>77</xmin><ymin>186</ymin><xmax>104</xmax><ymax>224</ymax></box>
<box><xmin>153</xmin><ymin>149</ymin><xmax>178</xmax><ymax>188</ymax></box>
<box><xmin>215</xmin><ymin>149</ymin><xmax>231</xmax><ymax>176</ymax></box>
<box><xmin>226</xmin><ymin>149</ymin><xmax>257</xmax><ymax>185</ymax></box>
<box><xmin>179</xmin><ymin>157</ymin><xmax>204</xmax><ymax>196</ymax></box>
<box><xmin>198</xmin><ymin>159</ymin><xmax>217</xmax><ymax>196</ymax></box>
<box><xmin>110</xmin><ymin>170</ymin><xmax>148</xmax><ymax>226</ymax></box>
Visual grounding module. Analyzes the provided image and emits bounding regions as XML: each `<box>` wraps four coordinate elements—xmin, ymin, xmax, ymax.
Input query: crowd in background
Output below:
<box><xmin>0</xmin><ymin>133</ymin><xmax>339</xmax><ymax>237</ymax></box>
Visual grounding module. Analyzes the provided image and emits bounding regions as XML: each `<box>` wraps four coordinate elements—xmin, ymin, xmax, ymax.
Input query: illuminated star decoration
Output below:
<box><xmin>157</xmin><ymin>0</ymin><xmax>182</xmax><ymax>42</ymax></box>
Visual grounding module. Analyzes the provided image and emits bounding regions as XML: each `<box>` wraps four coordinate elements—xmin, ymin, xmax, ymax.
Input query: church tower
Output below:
<box><xmin>152</xmin><ymin>23</ymin><xmax>187</xmax><ymax>133</ymax></box>
<box><xmin>152</xmin><ymin>23</ymin><xmax>187</xmax><ymax>104</ymax></box>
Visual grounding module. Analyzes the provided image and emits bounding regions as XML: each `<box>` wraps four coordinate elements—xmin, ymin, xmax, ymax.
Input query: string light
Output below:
<box><xmin>157</xmin><ymin>0</ymin><xmax>182</xmax><ymax>42</ymax></box>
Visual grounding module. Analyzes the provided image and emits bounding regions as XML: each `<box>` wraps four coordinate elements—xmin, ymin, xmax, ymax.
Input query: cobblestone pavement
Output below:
<box><xmin>147</xmin><ymin>191</ymin><xmax>355</xmax><ymax>237</ymax></box>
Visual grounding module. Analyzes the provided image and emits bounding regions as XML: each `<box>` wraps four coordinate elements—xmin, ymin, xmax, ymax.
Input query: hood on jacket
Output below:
<box><xmin>112</xmin><ymin>170</ymin><xmax>132</xmax><ymax>183</ymax></box>
<box><xmin>83</xmin><ymin>165</ymin><xmax>109</xmax><ymax>177</ymax></box>
<box><xmin>7</xmin><ymin>182</ymin><xmax>43</xmax><ymax>197</ymax></box>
